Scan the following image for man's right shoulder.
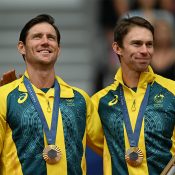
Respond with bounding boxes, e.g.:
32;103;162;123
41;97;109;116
0;78;22;96
92;82;118;101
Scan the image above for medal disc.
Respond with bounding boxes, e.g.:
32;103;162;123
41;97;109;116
43;145;61;164
125;147;143;167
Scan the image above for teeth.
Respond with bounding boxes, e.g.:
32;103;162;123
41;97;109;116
40;50;49;53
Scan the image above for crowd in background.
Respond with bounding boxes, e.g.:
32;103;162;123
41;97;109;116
94;0;175;92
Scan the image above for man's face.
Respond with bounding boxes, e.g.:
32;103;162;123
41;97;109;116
18;22;60;67
114;26;154;73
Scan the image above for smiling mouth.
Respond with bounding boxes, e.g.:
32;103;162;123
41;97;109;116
135;57;151;62
39;50;51;54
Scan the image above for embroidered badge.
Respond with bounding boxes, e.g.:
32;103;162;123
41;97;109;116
154;94;164;108
18;93;28;104
108;95;118;106
66;99;75;106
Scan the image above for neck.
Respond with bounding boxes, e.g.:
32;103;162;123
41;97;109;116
26;67;55;89
122;69;140;88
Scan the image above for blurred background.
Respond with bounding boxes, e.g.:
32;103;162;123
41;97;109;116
0;0;98;95
0;0;175;174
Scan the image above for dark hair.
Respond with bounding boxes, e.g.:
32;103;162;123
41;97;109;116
114;16;154;47
19;14;61;45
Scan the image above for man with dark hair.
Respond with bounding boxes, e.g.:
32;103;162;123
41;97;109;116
92;16;175;175
0;14;103;175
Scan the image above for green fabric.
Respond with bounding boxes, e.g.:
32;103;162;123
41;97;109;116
145;82;175;174
7;88;86;175
7;88;47;175
99;88;129;175
61;90;86;175
98;82;175;175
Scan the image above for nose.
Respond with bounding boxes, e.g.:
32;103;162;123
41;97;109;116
41;35;49;45
140;44;148;53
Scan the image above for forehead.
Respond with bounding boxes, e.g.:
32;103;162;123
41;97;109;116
27;22;57;35
124;26;153;42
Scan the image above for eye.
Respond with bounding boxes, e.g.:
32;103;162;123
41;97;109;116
32;34;42;40
146;42;153;48
47;35;57;41
132;41;142;47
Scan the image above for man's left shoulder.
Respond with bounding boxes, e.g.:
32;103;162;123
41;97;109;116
154;74;175;94
71;86;90;99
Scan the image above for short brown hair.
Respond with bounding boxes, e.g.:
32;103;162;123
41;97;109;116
19;14;61;45
114;16;154;47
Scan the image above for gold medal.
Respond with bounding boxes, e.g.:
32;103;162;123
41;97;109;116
125;147;143;167
43;145;61;164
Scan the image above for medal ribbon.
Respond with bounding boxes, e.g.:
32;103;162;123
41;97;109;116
24;76;60;145
119;84;150;147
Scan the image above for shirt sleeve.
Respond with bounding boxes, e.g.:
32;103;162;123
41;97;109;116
0;91;7;154
86;94;104;156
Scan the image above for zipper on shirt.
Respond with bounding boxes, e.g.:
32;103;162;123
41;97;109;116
47;100;51;112
131;99;136;111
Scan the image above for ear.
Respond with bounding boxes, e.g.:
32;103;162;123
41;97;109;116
17;41;26;55
112;42;122;55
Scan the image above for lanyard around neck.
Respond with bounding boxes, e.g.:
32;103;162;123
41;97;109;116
24;76;60;145
119;84;150;147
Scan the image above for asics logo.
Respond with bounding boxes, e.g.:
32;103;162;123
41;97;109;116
18;93;28;104
108;95;118;106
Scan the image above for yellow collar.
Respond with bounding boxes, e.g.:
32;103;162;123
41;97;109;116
114;66;156;88
18;72;74;98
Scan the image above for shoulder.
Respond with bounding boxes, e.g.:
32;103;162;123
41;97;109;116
0;78;22;111
55;75;91;101
154;74;175;95
0;78;22;96
72;86;90;98
92;82;119;104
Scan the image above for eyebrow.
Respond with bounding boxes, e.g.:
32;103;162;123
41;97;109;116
130;40;153;44
31;33;57;38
